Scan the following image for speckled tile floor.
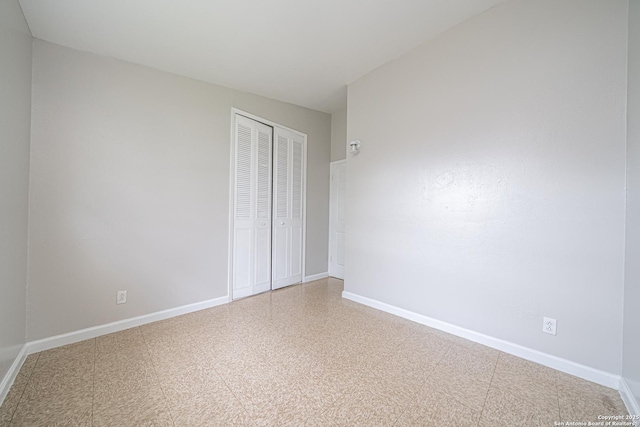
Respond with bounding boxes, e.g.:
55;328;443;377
0;278;629;426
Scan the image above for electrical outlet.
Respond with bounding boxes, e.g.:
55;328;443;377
543;317;556;335
117;290;127;305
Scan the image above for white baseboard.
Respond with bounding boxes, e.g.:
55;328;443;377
303;272;329;283
25;295;230;354
0;345;28;407
342;291;621;390
620;377;640;421
2;295;230;405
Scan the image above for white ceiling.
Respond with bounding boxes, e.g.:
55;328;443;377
19;0;507;113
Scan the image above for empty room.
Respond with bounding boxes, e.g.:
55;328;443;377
1;0;639;425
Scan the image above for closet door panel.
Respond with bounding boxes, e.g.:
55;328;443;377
232;118;254;298
272;134;290;289
289;226;302;280
289;138;304;282
232;115;272;298
272;129;304;289
272;225;289;288
253;126;272;293
233;227;253;298
254;226;271;293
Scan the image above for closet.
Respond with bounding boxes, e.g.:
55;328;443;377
231;113;306;299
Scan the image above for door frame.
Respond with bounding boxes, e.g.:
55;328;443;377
227;108;308;300
328;160;346;279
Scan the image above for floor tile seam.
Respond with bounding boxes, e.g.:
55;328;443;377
420;339;455;384
392;325;422;352
310;404;340;427
138;322;167;347
139;324;172;366
477;349;501;425
492;372;562;406
377;326;455;381
306;374;355;407
386;385;419;427
425;385;484;424
489;379;562;419
209;362;259;427
91;339;96;427
555;370;563;423
140;336;177;427
439;338;455;364
425;379;463;403
390;401;411;427
5;352;41;427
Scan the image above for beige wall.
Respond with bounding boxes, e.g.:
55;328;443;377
346;0;628;374
28;40;330;341
624;0;640;409
331;108;347;162
0;0;31;385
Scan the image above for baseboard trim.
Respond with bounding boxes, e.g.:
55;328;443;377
620;377;640;421
303;272;329;283
0;345;28;407
25;295;230;355
342;291;621;390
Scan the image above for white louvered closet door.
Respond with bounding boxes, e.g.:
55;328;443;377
272;127;304;290
232;115;273;299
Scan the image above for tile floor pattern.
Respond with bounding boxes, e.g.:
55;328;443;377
0;278;629;426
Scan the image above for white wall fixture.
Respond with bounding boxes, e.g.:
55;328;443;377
116;291;127;305
543;317;557;336
349;140;361;154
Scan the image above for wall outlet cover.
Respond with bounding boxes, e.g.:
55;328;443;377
117;290;127;304
543;317;557;335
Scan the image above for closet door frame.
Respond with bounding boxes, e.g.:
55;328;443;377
227;108;308;300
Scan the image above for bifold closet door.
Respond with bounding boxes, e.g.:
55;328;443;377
232;115;273;299
272;127;304;290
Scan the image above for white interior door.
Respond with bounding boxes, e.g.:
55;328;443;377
272;127;305;290
329;161;346;279
232;115;273;299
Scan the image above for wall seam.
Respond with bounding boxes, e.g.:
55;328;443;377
24;36;35;343
621;0;631;380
